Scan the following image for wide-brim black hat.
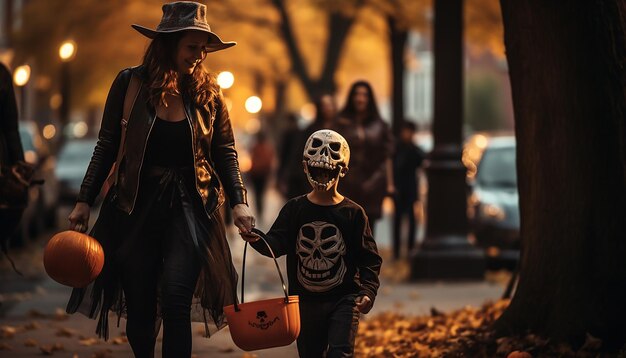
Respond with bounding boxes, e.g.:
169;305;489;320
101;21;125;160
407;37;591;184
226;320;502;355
131;1;236;53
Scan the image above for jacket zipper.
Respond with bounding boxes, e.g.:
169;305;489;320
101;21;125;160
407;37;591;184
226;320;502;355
128;112;156;215
184;105;223;219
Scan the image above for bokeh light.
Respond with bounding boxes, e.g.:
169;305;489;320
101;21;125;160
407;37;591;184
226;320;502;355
300;103;316;121
43;124;57;139
50;93;62;110
224;97;233;112
72;121;88;138
474;134;488;149
245;117;260;134
245;96;262;114
217;71;234;89
13;65;31;87
59;40;77;62
24;150;38;164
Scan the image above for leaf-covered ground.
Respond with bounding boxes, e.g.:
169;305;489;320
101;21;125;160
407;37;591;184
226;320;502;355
355;300;626;358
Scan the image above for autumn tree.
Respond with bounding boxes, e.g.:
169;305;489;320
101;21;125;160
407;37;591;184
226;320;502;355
268;0;365;100
494;0;626;349
365;0;430;133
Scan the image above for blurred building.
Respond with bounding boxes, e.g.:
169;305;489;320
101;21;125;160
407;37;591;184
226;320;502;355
405;32;434;131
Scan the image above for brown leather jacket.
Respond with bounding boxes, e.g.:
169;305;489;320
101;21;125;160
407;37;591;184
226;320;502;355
77;66;247;216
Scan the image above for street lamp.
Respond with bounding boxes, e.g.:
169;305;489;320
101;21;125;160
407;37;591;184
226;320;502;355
59;40;76;129
410;0;485;280
13;65;31;119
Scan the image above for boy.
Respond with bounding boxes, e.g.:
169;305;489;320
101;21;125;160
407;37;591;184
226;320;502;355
240;129;382;358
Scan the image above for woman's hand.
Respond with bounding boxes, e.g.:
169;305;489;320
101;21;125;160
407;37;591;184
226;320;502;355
68;202;91;233
232;203;255;234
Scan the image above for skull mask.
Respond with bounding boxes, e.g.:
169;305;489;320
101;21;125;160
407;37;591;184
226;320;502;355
296;221;347;292
303;129;350;191
256;311;267;323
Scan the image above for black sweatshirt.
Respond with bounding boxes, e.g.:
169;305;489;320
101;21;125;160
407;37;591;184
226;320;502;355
250;195;382;303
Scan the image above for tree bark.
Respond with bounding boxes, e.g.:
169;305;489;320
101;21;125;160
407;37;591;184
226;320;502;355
494;0;626;349
388;15;408;135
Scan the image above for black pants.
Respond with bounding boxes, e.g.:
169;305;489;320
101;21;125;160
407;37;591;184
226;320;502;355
251;176;268;218
393;199;417;260
120;198;201;358
297;294;360;358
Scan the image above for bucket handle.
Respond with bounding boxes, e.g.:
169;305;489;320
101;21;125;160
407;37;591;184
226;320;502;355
234;228;289;312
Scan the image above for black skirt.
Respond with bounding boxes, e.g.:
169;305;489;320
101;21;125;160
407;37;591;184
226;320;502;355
66;166;239;340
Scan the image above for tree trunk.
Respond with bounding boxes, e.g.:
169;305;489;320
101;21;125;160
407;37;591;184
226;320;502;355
271;0;360;101
494;0;626;349
388;16;408;135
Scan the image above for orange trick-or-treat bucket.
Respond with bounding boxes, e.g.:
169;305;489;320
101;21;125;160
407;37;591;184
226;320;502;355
44;230;104;288
224;228;300;351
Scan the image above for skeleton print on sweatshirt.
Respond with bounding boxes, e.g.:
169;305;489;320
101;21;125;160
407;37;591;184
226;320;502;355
250;195;382;302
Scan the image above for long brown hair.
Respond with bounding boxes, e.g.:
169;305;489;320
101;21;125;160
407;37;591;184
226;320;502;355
142;31;220;111
338;80;382;124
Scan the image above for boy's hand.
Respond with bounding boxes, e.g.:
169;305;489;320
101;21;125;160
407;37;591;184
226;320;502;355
239;231;261;243
355;295;373;314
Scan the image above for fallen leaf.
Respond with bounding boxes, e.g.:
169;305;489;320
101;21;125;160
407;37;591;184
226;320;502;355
0;342;12;350
53;308;69;321
79;337;101;346
28;309;46;318
580;333;602;351
110;336;128;345
40;344;54;355
430;307;444;317
53;342;64;351
0;325;18;338
24;338;38;347
408;290;420;300
23;321;41;330
56;327;74;337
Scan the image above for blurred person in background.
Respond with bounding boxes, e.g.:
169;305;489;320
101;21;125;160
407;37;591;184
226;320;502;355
64;2;254;357
335;81;394;234
276;112;299;198
392;120;425;260
0;62;25;267
282;94;338;200
248;130;275;221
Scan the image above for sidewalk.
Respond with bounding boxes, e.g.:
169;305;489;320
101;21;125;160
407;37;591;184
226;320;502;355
0;187;507;357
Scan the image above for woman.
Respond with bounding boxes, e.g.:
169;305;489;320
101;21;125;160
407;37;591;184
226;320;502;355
335;81;394;233
65;2;254;357
283;94;338;199
0;62;25;265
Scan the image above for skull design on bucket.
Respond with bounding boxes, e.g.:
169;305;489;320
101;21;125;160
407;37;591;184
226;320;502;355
303;130;350;191
296;221;346;292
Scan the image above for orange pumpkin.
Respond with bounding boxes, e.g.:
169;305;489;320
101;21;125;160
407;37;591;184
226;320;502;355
44;230;104;288
507;351;532;358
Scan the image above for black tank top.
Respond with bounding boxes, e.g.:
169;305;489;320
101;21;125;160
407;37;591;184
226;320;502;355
143;117;194;167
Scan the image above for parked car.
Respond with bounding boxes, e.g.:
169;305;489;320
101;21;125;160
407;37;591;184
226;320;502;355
55;139;98;204
14;121;59;244
466;135;520;266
